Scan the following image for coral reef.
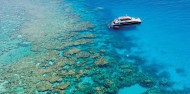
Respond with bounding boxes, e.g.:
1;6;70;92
36;81;52;92
138;76;156;88
74;83;95;94
0;0;178;94
43;74;62;83
64;48;81;57
76;51;90;58
158;78;173;87
54;82;70;90
94;56;108;67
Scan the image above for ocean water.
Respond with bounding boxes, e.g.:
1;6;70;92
1;0;190;93
81;0;190;89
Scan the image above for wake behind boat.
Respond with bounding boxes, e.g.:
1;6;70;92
109;16;142;29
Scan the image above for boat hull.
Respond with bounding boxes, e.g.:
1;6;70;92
109;21;141;28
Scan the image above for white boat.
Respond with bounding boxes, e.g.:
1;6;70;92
109;16;141;28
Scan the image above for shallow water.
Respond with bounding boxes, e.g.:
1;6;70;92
0;0;190;93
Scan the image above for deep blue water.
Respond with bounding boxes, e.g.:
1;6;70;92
80;0;190;89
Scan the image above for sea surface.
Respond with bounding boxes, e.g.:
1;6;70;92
81;0;190;89
0;0;190;93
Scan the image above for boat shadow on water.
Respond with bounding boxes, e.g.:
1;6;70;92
109;25;139;32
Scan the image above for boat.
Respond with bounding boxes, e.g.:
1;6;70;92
109;16;141;28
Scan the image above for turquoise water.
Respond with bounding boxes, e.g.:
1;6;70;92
81;0;190;89
1;0;190;93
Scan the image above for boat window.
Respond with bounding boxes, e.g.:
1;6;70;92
120;17;131;21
